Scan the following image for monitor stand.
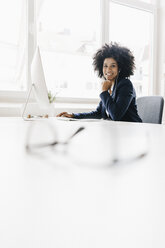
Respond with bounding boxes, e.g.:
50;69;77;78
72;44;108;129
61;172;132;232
22;84;49;121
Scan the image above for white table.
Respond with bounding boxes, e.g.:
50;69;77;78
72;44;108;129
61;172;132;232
0;118;165;248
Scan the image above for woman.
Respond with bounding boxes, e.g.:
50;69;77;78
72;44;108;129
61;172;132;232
57;43;142;122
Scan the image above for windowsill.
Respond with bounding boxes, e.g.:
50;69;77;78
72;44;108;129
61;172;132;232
0;103;22;117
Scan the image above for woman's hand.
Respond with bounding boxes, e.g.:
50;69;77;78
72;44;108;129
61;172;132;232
101;80;113;92
56;112;74;118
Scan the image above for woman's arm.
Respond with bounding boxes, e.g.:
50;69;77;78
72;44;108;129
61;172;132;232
73;101;102;119
100;79;134;121
56;101;102;119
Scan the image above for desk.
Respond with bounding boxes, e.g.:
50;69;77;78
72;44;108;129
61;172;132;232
0;118;165;248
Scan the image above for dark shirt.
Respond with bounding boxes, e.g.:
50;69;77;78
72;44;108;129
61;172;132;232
73;78;142;122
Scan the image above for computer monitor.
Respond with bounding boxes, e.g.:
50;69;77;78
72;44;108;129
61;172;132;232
31;46;50;108
22;46;54;119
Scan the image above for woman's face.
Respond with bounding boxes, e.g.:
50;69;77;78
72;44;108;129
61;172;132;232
103;58;119;82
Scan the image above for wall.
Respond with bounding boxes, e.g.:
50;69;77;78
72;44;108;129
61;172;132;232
157;0;165;95
157;0;165;122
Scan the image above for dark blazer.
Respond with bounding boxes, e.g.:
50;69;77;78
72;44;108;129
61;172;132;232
73;78;142;122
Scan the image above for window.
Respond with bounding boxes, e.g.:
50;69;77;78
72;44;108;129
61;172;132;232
108;0;155;96
0;0;159;102
36;0;101;99
0;0;27;92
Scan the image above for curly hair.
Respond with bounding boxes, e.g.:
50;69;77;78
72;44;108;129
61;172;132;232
93;42;135;79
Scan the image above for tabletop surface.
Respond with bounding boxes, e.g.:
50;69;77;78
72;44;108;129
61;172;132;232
0;117;165;248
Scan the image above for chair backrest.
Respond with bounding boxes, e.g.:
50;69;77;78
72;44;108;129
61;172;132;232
136;96;164;124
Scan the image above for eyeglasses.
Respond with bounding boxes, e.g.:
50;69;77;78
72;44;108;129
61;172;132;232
25;120;85;152
25;120;149;167
67;124;149;167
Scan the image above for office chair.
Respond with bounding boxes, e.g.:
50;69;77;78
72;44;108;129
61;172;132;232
136;96;164;124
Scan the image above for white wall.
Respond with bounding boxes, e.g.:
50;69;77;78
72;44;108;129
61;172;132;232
157;0;165;95
157;0;165;122
156;0;165;96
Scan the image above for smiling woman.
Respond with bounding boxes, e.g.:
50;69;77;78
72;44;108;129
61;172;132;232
57;43;142;123
103;58;118;84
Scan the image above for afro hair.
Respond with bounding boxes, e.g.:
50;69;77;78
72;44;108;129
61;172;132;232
93;42;135;79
